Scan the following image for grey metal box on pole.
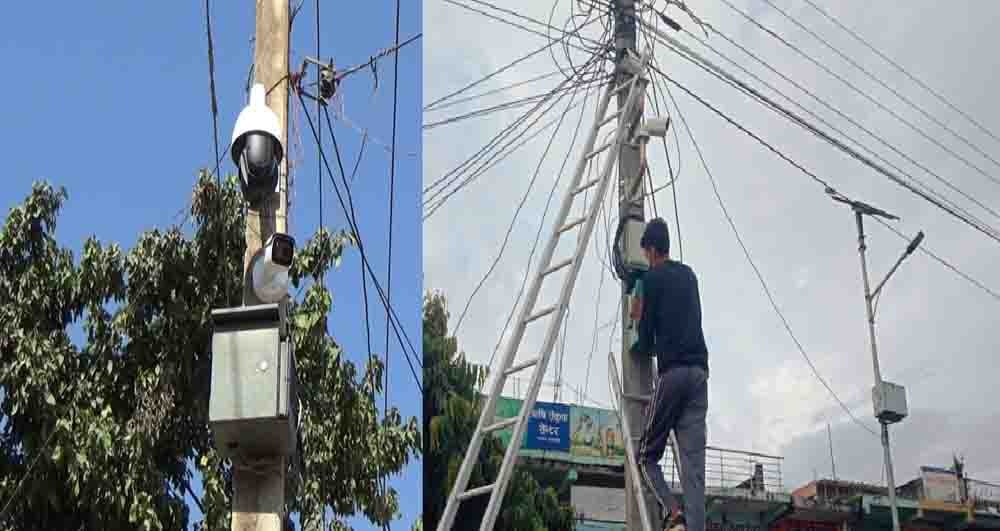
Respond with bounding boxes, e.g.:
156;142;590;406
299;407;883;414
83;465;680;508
209;303;298;458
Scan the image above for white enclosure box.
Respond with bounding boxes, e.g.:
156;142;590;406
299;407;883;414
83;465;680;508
623;218;649;272
872;380;907;424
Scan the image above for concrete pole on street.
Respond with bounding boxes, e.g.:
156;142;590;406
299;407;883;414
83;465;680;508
233;1;290;530
614;1;657;528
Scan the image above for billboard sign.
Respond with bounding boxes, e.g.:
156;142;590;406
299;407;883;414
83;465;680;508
493;397;626;466
921;466;960;502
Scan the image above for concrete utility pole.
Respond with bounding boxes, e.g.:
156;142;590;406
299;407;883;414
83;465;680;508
614;1;657;528
234;1;289;530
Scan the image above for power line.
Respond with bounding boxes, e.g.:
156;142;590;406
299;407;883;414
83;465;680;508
758;0;1000;174
0;429;57;522
662;79;879;438
424;70;563;113
441;0;609;58
453;57;597;337
641;29;1000;244
799;0;1000;149
872;217;1000;303
714;0;1000;189
295;90;422;394
669;23;1000;229
323;106;423;377
423;65;604;217
422;8;605;111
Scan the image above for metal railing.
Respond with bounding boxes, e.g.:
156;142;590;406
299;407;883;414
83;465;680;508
662;445;784;493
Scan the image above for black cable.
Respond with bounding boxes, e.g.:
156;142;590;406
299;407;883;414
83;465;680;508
648;63;1000;245
204;0;226;307
665;81;879;437
453;57;594;337
424;70;563;113
666;24;1000;229
381;5;401;525
422;8;606;111
0;429;57;521
296;91;422;393
759;0;1000;174
316;0;323;258
324;107;423;379
424;65;604;217
800;0;1000;149
484;59;603;384
442;0;608;59
715;0;1000;189
872;218;1000;303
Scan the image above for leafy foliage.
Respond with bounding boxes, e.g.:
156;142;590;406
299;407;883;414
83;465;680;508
423;293;575;531
0;173;420;530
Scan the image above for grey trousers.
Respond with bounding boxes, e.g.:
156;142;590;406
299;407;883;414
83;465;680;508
637;366;708;531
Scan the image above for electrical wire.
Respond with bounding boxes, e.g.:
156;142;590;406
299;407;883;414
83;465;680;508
645;56;1000;245
662;79;879;437
423;10;605;111
872;218;1000;303
451;60;593;337
667;23;1000;230
424;65;607;218
424;70;563;113
480;59;603;379
0;429;57;522
758;0;1000;174
714;0;1000;189
799;0;1000;149
296;91;422;393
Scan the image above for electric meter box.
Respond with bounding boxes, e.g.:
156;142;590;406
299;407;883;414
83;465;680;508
209;303;298;458
623;218;649;272
872;380;907;424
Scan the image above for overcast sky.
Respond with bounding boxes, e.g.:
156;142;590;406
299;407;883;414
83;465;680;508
423;0;1000;491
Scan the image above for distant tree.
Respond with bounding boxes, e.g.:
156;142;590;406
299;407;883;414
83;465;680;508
423;292;575;531
0;173;420;530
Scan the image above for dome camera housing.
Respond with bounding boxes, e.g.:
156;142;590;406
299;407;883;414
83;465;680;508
232;83;285;206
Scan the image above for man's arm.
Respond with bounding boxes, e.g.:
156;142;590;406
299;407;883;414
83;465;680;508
633;270;660;356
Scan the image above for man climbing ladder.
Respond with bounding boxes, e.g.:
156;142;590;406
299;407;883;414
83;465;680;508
631;218;709;531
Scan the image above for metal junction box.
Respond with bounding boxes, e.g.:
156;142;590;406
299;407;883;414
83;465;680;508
209;303;298;458
872;380;907;424
623;218;649;272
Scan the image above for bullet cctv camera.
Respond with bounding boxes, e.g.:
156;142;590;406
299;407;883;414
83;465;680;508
231;83;285;206
252;233;295;304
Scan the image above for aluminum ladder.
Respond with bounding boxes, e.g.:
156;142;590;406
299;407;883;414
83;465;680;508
436;49;652;531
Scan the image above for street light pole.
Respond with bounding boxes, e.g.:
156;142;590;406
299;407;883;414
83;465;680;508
834;192;924;531
854;210;900;531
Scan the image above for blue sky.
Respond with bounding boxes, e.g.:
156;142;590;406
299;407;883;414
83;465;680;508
0;1;422;529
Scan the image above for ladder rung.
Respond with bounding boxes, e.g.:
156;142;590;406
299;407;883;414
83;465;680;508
573;177;600;195
557;217;586;234
504;357;539;376
624;393;652;402
483;417;518;433
525;305;556;323
598;110;622;127
543;258;573;276
459;483;495;501
585;140;613;159
612;78;636;95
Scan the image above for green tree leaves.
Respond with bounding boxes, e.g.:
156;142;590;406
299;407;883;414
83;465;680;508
0;173;419;530
422;293;575;531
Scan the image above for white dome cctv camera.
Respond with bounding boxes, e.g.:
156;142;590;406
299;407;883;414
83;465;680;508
252;233;295;304
231;83;285;206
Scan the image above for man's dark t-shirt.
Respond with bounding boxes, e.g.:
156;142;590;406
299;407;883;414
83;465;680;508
634;260;708;373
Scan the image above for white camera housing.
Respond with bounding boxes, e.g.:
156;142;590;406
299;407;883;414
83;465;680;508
231;83;285;206
252;233;295;304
